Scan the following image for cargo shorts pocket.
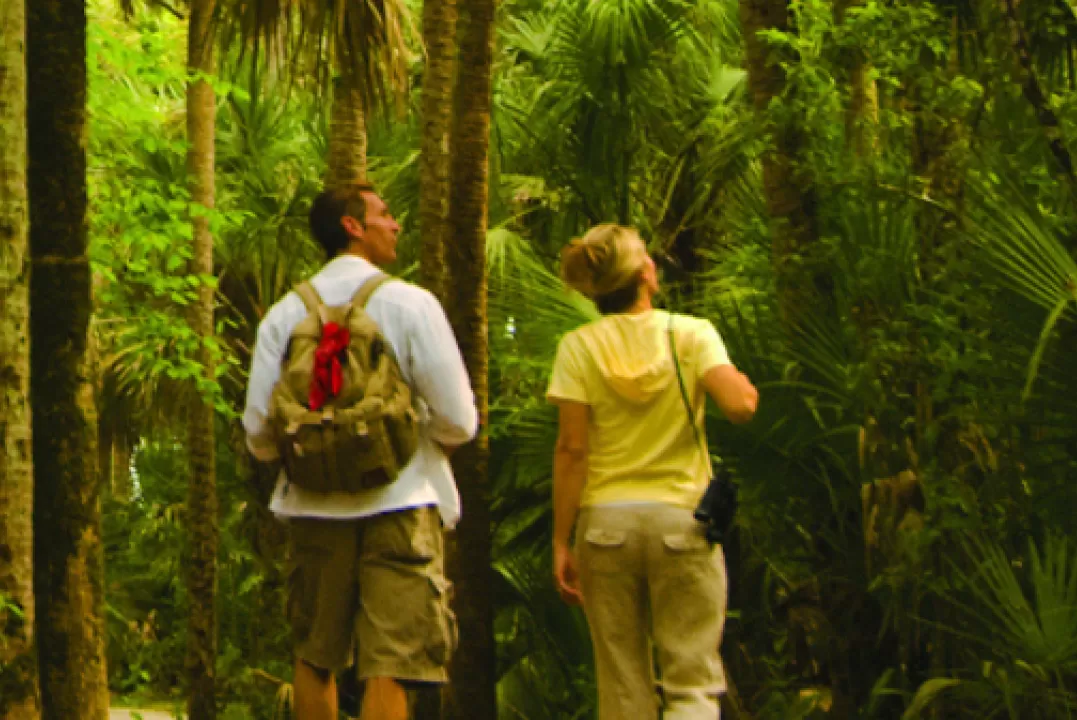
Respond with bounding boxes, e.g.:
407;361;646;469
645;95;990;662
582;528;628;575
425;575;458;667
662;530;710;553
660;528;725;602
286;549;325;644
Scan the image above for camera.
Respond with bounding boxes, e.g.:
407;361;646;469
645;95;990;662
693;466;737;545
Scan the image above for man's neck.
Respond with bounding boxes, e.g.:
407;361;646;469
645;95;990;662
338;247;374;265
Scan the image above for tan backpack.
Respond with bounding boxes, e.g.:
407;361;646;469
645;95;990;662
268;273;419;493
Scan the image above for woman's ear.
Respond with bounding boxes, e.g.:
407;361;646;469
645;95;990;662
640;255;660;293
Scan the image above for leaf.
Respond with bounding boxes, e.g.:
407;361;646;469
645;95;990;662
902;678;962;719
1023;293;1073;401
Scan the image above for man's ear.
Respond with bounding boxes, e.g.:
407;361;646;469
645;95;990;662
341;215;364;238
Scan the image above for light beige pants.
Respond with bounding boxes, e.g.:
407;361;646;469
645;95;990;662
576;504;727;720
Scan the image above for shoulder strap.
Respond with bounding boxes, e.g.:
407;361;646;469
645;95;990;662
351;272;392;309
294;281;323;314
668;313;713;480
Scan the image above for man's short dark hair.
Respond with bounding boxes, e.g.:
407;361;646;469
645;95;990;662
309;182;377;257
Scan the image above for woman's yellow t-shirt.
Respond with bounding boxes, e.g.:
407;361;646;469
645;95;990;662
546;310;731;509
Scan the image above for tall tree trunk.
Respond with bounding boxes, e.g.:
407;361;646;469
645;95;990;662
416;4;460;713
186;1;219;718
442;0;497;718
846;60;878;158
836;0;878;159
738;0;826;325
0;0;40;716
326;66;368;189
26;1;109;719
419;0;458;303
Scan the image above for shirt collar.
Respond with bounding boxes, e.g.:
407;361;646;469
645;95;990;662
320;253;377;277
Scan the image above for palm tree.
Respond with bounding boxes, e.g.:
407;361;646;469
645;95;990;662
327;68;369;186
185;0;220;717
419;0;458;302
0;0;40;716
218;0;411;189
26;1;110;718
443;0;498;717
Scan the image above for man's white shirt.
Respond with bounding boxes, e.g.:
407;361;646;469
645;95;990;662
242;255;478;528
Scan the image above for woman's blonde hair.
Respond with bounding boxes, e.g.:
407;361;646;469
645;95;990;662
560;224;648;300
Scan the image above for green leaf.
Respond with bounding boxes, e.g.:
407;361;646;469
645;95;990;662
902;678;962;719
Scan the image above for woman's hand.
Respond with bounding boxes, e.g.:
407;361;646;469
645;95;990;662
553;543;583;606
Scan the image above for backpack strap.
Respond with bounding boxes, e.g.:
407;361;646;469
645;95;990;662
351;272;392;309
294;281;324;315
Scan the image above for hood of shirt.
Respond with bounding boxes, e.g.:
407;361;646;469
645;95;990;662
574;311;675;403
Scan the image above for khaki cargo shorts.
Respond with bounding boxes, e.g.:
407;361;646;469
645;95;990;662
286;505;457;682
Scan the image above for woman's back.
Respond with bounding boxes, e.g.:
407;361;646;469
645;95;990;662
548;309;730;509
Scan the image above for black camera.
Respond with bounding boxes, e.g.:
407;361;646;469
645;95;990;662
693;466;737;545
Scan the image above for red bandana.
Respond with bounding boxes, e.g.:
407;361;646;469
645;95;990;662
308;323;350;411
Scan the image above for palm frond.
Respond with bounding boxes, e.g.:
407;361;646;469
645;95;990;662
216;0;414;115
952;532;1077;672
966;172;1077;399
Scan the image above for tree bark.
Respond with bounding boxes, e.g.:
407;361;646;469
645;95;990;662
326;66;368;189
738;0;826;325
836;0;878;159
186;0;219;718
27;1;109;719
0;0;40;715
846;60;878;158
442;0;498;718
419;0;458;303
414;4;460;701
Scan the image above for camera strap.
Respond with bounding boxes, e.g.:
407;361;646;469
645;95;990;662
667;312;713;480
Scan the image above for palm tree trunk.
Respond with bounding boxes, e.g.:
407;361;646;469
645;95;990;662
186;0;219;717
738;0;826;325
0;1;40;716
415;3;460;713
836;0;878;159
26;1;109;719
442;0;498;718
846;60;878;158
326;66;368;189
419;0;458;303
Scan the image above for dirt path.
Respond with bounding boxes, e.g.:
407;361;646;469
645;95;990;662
108;710;182;720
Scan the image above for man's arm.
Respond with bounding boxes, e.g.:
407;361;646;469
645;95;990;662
408;292;479;450
243;307;288;461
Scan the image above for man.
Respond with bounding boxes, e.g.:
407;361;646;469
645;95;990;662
243;182;478;720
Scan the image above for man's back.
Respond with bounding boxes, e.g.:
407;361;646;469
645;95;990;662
243;254;478;527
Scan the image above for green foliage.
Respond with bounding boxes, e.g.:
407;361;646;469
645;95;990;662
103;432;292;714
89;2;240;423
85;0;1077;716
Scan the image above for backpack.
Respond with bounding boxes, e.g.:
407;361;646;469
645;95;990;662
268;273;419;493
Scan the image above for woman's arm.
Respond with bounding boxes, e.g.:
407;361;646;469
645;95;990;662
552;400;589;604
701;365;759;424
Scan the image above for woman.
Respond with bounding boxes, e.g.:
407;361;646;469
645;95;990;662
547;224;758;719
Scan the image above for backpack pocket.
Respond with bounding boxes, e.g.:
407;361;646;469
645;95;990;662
278;411;404;493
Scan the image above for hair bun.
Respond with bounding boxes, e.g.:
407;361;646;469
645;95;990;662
560;224;647;298
560;239;600;296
